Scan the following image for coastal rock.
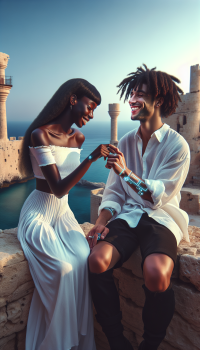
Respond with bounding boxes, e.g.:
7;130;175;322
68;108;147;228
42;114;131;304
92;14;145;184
78;179;106;189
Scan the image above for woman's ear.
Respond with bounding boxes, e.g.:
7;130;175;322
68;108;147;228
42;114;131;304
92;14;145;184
70;94;77;106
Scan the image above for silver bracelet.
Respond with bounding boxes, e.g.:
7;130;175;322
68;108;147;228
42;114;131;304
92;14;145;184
104;207;116;216
123;176;148;196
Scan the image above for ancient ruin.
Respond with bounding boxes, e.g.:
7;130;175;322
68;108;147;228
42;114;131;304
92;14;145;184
0;52;31;188
108;103;120;146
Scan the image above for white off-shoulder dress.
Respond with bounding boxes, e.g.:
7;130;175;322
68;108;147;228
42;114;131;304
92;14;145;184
17;145;96;350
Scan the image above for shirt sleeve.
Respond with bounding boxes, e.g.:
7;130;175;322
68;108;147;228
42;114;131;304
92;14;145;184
142;145;190;210
98;168;126;216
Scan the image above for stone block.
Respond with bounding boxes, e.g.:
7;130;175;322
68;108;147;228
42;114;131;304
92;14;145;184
165;312;200;350
17;328;26;350
0;261;32;298
0;292;33;339
7;301;22;324
114;268;145;307
173;282;200;331
120;295;143;336
0;307;7;327
0;334;16;349
179;254;200;290
122;247;143;279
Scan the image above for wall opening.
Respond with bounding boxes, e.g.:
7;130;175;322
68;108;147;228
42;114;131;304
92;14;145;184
183;115;187;125
177;124;180;133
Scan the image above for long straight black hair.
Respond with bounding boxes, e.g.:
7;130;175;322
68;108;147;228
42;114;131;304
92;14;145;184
19;78;101;176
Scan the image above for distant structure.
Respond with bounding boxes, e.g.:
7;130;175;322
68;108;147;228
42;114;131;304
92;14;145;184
0;52;12;141
108;103;120;146
163;64;200;185
0;52;29;188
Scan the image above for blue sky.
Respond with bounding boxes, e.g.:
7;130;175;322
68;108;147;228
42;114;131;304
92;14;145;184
1;0;200;123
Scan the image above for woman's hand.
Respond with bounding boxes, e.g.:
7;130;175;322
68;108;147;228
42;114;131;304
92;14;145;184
105;145;127;175
89;144;112;162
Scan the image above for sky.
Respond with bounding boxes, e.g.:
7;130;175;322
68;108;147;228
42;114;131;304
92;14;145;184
1;0;200;123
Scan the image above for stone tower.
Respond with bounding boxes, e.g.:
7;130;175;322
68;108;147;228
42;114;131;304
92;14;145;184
108;103;120;146
163;64;200;185
0;52;12;141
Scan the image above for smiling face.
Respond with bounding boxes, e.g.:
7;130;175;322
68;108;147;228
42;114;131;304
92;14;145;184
72;96;98;128
129;84;155;123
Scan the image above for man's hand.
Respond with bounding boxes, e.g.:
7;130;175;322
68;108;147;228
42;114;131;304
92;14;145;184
86;224;109;250
105;145;127;176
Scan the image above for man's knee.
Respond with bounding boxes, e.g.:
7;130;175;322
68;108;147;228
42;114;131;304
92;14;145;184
88;251;111;274
144;266;170;292
143;254;174;292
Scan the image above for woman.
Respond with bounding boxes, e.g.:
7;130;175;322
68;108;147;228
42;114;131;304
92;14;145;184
17;79;111;350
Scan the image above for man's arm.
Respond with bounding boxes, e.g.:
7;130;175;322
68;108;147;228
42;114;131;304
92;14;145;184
106;144;190;210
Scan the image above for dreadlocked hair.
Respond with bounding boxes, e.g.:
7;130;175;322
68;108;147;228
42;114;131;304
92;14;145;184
117;64;183;117
19;78;101;177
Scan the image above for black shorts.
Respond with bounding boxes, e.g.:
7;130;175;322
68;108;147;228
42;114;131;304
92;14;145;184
103;213;177;269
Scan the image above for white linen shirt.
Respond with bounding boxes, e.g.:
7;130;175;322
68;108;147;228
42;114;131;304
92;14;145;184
98;123;190;244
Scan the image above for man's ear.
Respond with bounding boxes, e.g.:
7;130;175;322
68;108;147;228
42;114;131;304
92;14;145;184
155;97;164;108
70;94;77;106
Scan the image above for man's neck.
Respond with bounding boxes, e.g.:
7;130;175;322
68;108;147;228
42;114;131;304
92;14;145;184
139;118;163;145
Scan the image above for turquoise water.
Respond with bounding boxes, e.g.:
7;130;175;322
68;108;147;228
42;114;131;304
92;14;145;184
0;120;139;229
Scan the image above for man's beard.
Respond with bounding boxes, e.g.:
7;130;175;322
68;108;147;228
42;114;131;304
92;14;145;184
131;103;151;123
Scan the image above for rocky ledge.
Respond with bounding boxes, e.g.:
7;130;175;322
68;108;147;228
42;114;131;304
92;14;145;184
0;224;200;350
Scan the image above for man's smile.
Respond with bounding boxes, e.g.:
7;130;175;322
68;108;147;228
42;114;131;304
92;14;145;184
130;103;143;117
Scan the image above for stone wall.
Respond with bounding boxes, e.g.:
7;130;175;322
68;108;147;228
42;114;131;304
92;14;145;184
0;140;32;188
0;224;200;350
162;88;200;185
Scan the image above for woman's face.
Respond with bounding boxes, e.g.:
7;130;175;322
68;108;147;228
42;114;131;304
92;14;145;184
72;96;98;128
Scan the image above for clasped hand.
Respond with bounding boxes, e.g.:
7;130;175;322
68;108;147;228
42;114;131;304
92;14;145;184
89;144;112;162
105;145;126;175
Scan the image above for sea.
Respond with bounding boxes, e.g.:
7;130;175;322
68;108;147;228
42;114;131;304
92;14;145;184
0;120;139;229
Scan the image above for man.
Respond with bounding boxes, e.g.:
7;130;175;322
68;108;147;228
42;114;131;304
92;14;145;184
87;64;190;350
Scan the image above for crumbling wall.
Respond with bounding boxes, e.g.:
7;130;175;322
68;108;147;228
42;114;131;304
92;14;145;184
0;140;32;188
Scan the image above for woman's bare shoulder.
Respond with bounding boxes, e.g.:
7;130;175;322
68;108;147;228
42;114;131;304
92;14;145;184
73;129;85;148
30;127;49;147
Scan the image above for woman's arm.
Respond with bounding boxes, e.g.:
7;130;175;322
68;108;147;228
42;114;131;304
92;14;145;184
31;129;110;198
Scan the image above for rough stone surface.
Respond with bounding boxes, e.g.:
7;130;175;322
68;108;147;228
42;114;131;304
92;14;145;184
1;224;200;350
179;254;200;290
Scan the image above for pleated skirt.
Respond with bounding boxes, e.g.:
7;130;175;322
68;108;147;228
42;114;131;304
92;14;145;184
17;189;96;350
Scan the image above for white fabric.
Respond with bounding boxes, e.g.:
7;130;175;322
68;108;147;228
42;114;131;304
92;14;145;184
29;145;82;180
99;123;190;244
29;146;56;167
17;190;96;350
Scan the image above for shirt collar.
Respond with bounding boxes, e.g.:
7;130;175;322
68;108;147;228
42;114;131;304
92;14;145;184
136;123;170;143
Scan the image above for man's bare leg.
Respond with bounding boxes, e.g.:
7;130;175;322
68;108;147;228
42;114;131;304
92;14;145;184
88;241;134;350
139;254;175;350
89;241;121;273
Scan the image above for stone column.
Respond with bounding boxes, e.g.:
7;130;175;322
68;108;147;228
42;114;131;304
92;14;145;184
108;103;120;146
0;52;11;141
190;64;200;92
